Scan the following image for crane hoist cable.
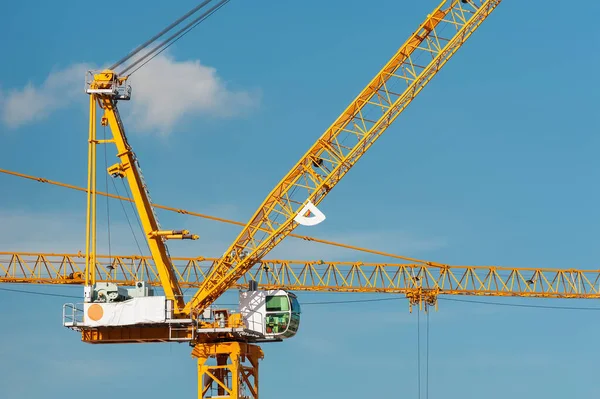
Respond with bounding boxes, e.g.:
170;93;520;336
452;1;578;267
416;305;431;399
110;0;230;75
426;308;430;399
102;125;113;268
417;309;422;398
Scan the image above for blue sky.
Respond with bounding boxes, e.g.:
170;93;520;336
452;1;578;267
1;0;600;397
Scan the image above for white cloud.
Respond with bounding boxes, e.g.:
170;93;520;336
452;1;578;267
0;63;90;128
124;52;260;135
0;52;258;134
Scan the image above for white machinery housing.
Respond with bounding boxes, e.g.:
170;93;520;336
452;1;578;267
63;281;301;343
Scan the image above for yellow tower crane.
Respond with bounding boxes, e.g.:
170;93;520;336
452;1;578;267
7;0;575;398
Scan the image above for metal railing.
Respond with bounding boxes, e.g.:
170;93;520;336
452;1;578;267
62;303;84;328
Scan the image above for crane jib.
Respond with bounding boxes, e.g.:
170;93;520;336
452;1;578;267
184;0;503;315
3;252;599;302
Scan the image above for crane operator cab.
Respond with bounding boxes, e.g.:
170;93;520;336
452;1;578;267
239;283;301;340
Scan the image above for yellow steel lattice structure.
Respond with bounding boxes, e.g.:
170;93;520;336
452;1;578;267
185;0;503;315
2;252;598;302
193;343;263;399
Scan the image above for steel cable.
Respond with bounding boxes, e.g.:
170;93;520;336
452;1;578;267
120;0;230;75
109;0;215;70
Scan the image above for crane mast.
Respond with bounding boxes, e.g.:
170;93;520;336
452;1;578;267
84;71;198;313
184;0;503;316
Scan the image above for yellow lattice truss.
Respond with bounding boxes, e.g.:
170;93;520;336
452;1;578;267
2;252;598;303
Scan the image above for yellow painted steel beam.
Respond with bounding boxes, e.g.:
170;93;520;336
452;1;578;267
184;0;503;315
2;252;598;300
84;94;98;287
84;70;197;313
81;325;194;344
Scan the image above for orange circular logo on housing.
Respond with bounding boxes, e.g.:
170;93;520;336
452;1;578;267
87;304;104;321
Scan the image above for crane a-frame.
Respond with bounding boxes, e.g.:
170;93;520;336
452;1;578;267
9;1;505;398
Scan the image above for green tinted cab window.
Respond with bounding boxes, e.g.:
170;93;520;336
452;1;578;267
266;295;289;312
